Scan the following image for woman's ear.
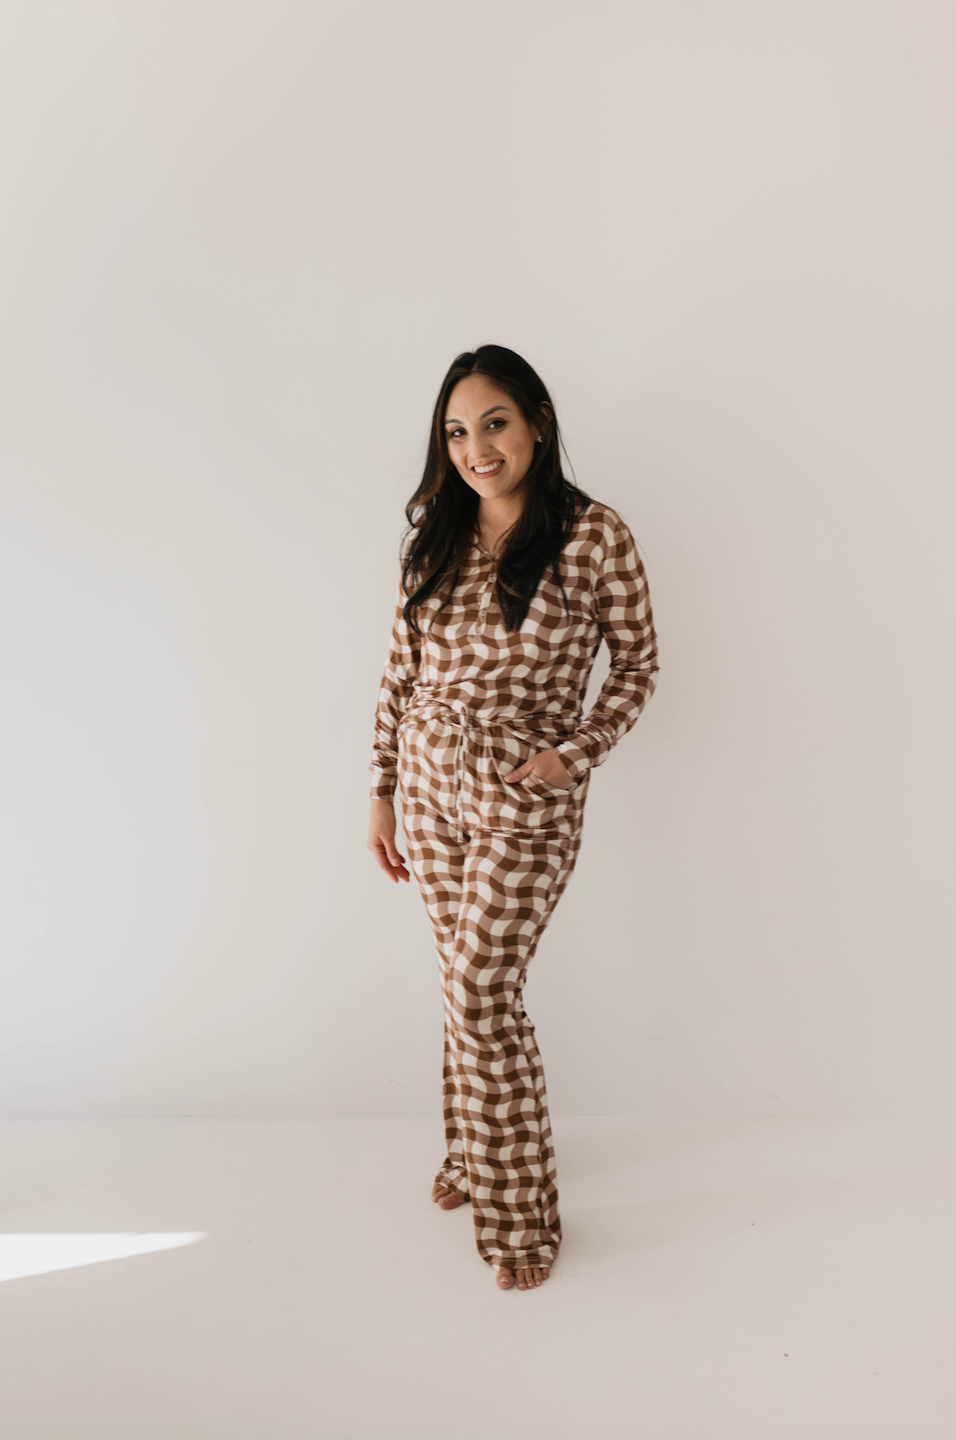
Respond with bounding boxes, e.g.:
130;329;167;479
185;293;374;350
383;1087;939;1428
537;401;554;442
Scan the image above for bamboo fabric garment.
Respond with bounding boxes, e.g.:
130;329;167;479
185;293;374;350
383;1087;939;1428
369;500;660;806
368;499;659;1269
402;807;582;1271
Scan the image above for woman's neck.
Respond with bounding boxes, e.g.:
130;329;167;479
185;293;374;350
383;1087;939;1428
477;493;524;544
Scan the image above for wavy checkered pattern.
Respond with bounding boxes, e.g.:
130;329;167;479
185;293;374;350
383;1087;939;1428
368;499;659;1271
402;806;583;1271
369;500;659;801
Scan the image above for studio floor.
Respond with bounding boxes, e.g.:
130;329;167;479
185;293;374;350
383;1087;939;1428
0;1114;952;1439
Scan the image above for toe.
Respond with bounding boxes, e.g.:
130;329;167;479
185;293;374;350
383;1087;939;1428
496;1267;514;1289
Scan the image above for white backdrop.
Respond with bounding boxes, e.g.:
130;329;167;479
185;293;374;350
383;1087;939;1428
0;0;952;1118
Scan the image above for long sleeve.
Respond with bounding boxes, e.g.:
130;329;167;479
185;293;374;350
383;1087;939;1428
369;572;422;799
554;509;659;782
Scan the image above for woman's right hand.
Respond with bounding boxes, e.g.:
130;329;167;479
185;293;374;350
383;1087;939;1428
368;797;410;883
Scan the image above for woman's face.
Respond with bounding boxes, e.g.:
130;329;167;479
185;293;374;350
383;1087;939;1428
443;374;543;505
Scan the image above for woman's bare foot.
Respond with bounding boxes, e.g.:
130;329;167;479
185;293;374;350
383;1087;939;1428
495;1264;550;1291
431;1181;467;1210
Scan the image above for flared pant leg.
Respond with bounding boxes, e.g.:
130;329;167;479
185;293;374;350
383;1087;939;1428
402;805;583;1271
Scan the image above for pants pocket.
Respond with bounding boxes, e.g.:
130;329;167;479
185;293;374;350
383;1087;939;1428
524;768;577;796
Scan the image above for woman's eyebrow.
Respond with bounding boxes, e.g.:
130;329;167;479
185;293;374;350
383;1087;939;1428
444;405;511;426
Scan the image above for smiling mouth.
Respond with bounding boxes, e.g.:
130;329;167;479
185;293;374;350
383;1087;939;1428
473;460;504;476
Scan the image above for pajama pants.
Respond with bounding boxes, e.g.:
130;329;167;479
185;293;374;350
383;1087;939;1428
397;702;589;1271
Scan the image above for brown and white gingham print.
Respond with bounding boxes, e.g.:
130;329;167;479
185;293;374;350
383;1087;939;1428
369;500;659;1271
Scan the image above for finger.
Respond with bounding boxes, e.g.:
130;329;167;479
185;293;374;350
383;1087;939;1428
372;842;408;882
387;847;411;883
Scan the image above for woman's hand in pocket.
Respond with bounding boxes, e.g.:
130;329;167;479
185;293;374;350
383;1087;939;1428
503;748;574;791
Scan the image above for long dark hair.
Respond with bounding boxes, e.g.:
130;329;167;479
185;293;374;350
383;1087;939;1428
400;345;593;636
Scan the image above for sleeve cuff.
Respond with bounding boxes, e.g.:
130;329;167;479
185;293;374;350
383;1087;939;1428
554;741;591;783
369;765;397;800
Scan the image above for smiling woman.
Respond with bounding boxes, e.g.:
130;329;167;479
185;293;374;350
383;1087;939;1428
366;344;660;1297
404;345;586;638
443;380;540;538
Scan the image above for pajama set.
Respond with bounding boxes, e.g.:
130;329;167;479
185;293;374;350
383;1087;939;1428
369;498;659;1273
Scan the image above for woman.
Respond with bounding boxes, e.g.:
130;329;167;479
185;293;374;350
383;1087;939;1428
367;345;659;1294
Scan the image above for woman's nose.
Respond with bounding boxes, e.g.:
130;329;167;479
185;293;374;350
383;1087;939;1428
469;440;498;463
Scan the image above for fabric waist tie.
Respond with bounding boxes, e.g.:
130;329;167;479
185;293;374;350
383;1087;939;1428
400;696;578;843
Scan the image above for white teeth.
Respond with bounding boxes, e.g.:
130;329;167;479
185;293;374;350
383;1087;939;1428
474;462;501;474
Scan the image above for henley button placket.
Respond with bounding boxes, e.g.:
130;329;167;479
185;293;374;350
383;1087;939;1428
479;563;494;622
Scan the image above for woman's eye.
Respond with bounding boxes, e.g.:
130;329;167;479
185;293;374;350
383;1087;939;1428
488;419;505;430
448;428;465;439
